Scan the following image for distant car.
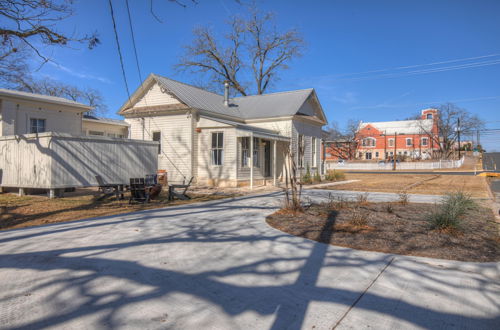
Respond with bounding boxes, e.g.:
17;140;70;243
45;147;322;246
337;159;346;165
378;160;386;165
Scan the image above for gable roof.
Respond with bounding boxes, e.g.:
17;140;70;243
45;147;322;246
359;119;434;135
0;88;92;110
118;74;327;123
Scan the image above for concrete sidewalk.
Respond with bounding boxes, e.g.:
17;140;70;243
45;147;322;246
0;191;498;329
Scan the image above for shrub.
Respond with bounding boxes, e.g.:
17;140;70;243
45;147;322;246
313;169;322;183
348;206;369;226
428;192;477;230
325;170;345;181
356;192;369;205
326;193;349;210
385;204;394;213
302;165;312;184
398;191;409;205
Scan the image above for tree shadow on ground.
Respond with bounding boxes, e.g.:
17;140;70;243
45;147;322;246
0;192;497;329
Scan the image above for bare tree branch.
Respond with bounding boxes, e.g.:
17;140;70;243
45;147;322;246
175;6;304;96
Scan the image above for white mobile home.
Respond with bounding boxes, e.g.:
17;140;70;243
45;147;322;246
0;89;157;197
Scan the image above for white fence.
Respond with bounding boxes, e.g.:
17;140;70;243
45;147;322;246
0;132;158;189
326;157;465;171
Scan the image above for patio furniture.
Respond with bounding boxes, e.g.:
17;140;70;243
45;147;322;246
129;178;150;204
168;177;193;201
145;174;158;186
95;175;124;200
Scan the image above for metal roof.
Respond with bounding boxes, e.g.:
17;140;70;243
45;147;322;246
153;74;315;120
83;115;130;126
0;88;93;110
360;119;434;135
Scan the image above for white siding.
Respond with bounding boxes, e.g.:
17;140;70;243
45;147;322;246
83;120;129;138
293;119;323;174
135;83;183;107
197;127;237;183
0;98;83;136
126;113;193;183
0;133;157;189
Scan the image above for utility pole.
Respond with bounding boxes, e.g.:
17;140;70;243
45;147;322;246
384;130;387;159
393;132;397;170
457;118;461;160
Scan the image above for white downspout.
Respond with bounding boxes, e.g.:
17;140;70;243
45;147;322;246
250;132;254;190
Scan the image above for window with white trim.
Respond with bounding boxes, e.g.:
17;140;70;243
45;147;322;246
421;137;428;146
88;130;104;136
152;131;161;154
362;137;376;147
406;138;413;146
388;138;394;147
241;137;249;167
211;132;224;165
30;118;46;133
253;137;259;167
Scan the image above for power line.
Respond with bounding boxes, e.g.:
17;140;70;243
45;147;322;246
108;0;131;101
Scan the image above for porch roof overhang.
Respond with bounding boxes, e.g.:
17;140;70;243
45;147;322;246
199;115;290;142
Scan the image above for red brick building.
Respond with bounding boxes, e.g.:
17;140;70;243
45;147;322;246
324;108;440;161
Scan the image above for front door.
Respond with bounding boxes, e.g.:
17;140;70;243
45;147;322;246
264;141;271;177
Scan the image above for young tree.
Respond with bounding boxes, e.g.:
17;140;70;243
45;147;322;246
416;103;483;159
176;6;304;96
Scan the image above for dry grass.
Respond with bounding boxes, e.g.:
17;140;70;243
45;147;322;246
326;173;489;197
267;202;499;262
0;188;236;231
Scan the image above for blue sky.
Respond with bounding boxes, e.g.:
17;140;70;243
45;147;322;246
33;0;500;150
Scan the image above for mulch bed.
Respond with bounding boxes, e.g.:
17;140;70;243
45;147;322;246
266;202;499;262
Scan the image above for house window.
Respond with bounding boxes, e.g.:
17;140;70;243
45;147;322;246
388;138;394;147
152;131;161;154
406;138;413;146
253;137;260;167
375;151;379;158
241;137;249;167
421;137;428;146
426;113;433;119
88;130;104;136
30;118;46;133
358;152;362;158
365;152;372;160
362;138;376;147
211;132;224;165
312;137;317;167
298;134;305;168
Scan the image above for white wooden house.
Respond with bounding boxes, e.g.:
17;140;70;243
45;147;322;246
118;74;328;187
0;89;157;197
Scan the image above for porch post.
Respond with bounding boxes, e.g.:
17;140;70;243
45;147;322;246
273;140;277;186
250;133;254;190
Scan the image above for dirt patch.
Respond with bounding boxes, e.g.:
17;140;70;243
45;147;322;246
0;188;237;231
267;202;499;262
325;173;490;198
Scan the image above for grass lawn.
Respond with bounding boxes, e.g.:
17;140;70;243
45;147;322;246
325;173;490;198
0;188;236;231
267;200;499;262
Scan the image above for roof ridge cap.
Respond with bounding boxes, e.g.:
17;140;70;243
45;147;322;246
154;74;224;97
233;88;313;99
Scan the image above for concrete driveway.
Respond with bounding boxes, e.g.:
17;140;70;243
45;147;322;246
0;190;498;329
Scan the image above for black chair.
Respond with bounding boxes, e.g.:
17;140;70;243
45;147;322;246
129;178;150;204
95;175;120;200
168;177;194;201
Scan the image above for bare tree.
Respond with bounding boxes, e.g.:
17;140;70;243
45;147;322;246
1;0;99;64
176;6;304;96
416;103;483;159
324;120;359;160
15;77;107;116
